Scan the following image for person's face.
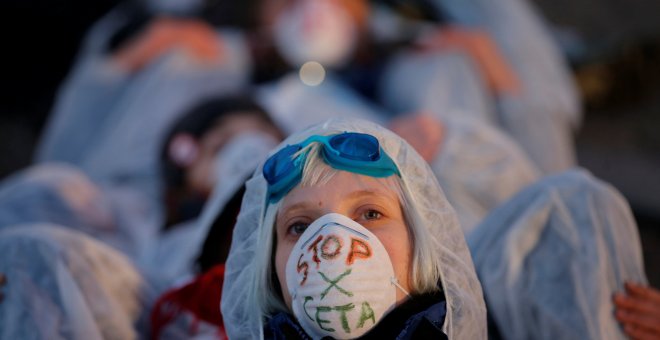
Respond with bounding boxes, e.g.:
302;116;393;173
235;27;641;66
274;170;412;310
186;113;280;195
259;0;369;32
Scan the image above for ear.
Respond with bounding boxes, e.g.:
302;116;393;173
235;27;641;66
168;133;200;167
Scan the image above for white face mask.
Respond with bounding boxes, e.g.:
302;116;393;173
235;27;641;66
285;213;409;339
212;131;279;199
273;0;358;68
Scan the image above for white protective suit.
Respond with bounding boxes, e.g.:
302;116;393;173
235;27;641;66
431;116;540;235
0;163;159;265
0;224;144;340
256;73;385;135
380;50;496;127
468;170;648;339
221;118;487;339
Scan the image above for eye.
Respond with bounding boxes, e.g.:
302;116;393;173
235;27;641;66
363;209;382;221
287;222;309;236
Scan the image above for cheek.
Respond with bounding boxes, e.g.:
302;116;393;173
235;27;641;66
274;240;294;310
187;157;215;194
375;223;412;299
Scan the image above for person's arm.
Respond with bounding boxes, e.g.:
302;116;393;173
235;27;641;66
389;113;444;163
614;282;660;339
416;26;520;95
112;17;224;73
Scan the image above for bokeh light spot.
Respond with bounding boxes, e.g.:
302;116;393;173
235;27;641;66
299;61;326;86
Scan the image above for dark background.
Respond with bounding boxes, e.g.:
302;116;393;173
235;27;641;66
1;0;658;285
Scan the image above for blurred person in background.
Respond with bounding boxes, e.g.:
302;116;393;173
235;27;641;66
0;225;144;339
468;170;651;339
147;96;285;339
383;0;583;174
390;114;541;236
0;95;279;267
158;96;283;229
35;0;253;210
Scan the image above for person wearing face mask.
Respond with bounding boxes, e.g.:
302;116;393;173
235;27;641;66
250;0;369;83
219;118;658;340
148;95;284;338
467;169;650;339
159;95;283;229
221;118;487;339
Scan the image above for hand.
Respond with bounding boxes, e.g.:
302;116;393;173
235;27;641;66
614;282;660;339
113;17;224;72
389;113;443;162
416;26;520;95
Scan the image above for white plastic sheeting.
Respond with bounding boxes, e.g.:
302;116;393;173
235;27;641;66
0;163;160;265
468;170;647;339
221;118;487;339
0;225;144;340
432;116;540;235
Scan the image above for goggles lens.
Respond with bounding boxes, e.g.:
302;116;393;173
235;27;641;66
263;144;302;185
263;132;399;203
328;132;380;161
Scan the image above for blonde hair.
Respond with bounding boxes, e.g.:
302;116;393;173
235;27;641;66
253;142;443;318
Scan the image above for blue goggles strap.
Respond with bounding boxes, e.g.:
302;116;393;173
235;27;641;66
264;132;400;203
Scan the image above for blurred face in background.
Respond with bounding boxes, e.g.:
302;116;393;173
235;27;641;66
259;0;370;68
185;112;281;196
259;0;369;31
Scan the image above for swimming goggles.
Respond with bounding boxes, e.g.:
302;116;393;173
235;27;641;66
263;132;400;203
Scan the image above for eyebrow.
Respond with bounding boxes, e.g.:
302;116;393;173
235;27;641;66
344;189;395;202
278;188;397;223
281;189;394;213
280;201;316;216
276;201;318;229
